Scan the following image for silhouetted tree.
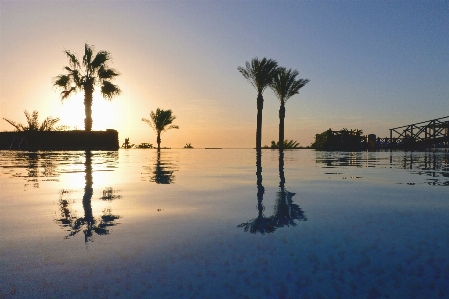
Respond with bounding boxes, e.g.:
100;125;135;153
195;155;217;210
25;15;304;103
53;44;121;131
238;58;278;150
142;108;179;150
269;67;309;152
3;110;63;131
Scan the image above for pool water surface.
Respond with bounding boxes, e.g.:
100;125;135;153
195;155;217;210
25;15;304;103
0;149;448;298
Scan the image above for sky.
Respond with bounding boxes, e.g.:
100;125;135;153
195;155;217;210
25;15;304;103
1;1;448;148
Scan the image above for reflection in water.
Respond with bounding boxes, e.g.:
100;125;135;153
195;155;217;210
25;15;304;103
55;151;120;243
272;151;307;229
315;150;449;186
238;150;275;234
142;150;177;184
396;151;449;186
7;151;58;189
100;187;122;201
238;150;307;234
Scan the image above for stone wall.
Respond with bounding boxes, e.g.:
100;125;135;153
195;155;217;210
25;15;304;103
0;130;119;150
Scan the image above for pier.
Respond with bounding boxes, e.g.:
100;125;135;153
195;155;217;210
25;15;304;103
375;116;449;149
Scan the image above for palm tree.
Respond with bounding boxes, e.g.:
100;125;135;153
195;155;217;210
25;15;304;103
238;57;278;150
53;44;121;131
142;108;179;150
269;67;309;152
3;110;62;131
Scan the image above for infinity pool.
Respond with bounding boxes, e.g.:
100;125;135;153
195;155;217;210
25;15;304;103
1;149;448;298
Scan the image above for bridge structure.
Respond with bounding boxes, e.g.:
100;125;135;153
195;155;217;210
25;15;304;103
375;116;449;149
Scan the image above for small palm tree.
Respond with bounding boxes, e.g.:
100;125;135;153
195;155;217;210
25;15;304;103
53;44;121;131
3;110;62;131
270;67;309;152
142;108;179;150
238;57;278;150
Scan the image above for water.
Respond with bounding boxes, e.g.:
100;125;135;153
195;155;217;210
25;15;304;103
0;149;448;298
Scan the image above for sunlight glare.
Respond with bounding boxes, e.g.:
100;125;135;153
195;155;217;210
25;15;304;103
57;90;119;131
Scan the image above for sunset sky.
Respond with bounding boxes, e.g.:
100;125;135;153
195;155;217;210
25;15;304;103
1;1;448;148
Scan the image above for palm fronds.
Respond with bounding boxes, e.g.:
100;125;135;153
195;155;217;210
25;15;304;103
238;57;278;94
143;108;179;134
3;110;61;131
270;67;309;103
142;108;179;149
53;44;121;131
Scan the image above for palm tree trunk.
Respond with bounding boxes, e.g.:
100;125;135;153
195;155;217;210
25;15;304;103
279;102;285;152
157;132;161;150
256;93;264;150
279;149;285;188
83;151;94;225
84;85;93;132
256;148;264;219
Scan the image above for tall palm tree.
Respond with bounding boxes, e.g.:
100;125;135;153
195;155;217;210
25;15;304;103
238;57;278;150
142;108;179;150
53;44;121;131
270;67;309;152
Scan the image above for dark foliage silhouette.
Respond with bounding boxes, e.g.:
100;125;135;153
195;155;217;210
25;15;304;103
269;67;309;152
53;44;121;131
238;57;278;150
3;110;65;132
142;108;179;150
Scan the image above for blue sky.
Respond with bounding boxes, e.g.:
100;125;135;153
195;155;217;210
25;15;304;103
1;1;448;147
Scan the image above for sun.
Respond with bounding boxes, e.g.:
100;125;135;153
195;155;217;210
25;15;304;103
57;90;119;131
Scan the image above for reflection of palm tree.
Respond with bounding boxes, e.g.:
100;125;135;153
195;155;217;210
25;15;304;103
238;150;306;234
143;150;176;184
238;150;276;234
56;151;120;243
272;150;307;228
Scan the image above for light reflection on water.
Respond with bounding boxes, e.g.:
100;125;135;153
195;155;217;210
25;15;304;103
0;149;448;298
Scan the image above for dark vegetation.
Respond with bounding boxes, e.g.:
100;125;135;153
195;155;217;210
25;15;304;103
238;57;309;151
311;128;364;150
142;108;179;150
265;139;301;149
3;110;68;132
53;44;121;131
